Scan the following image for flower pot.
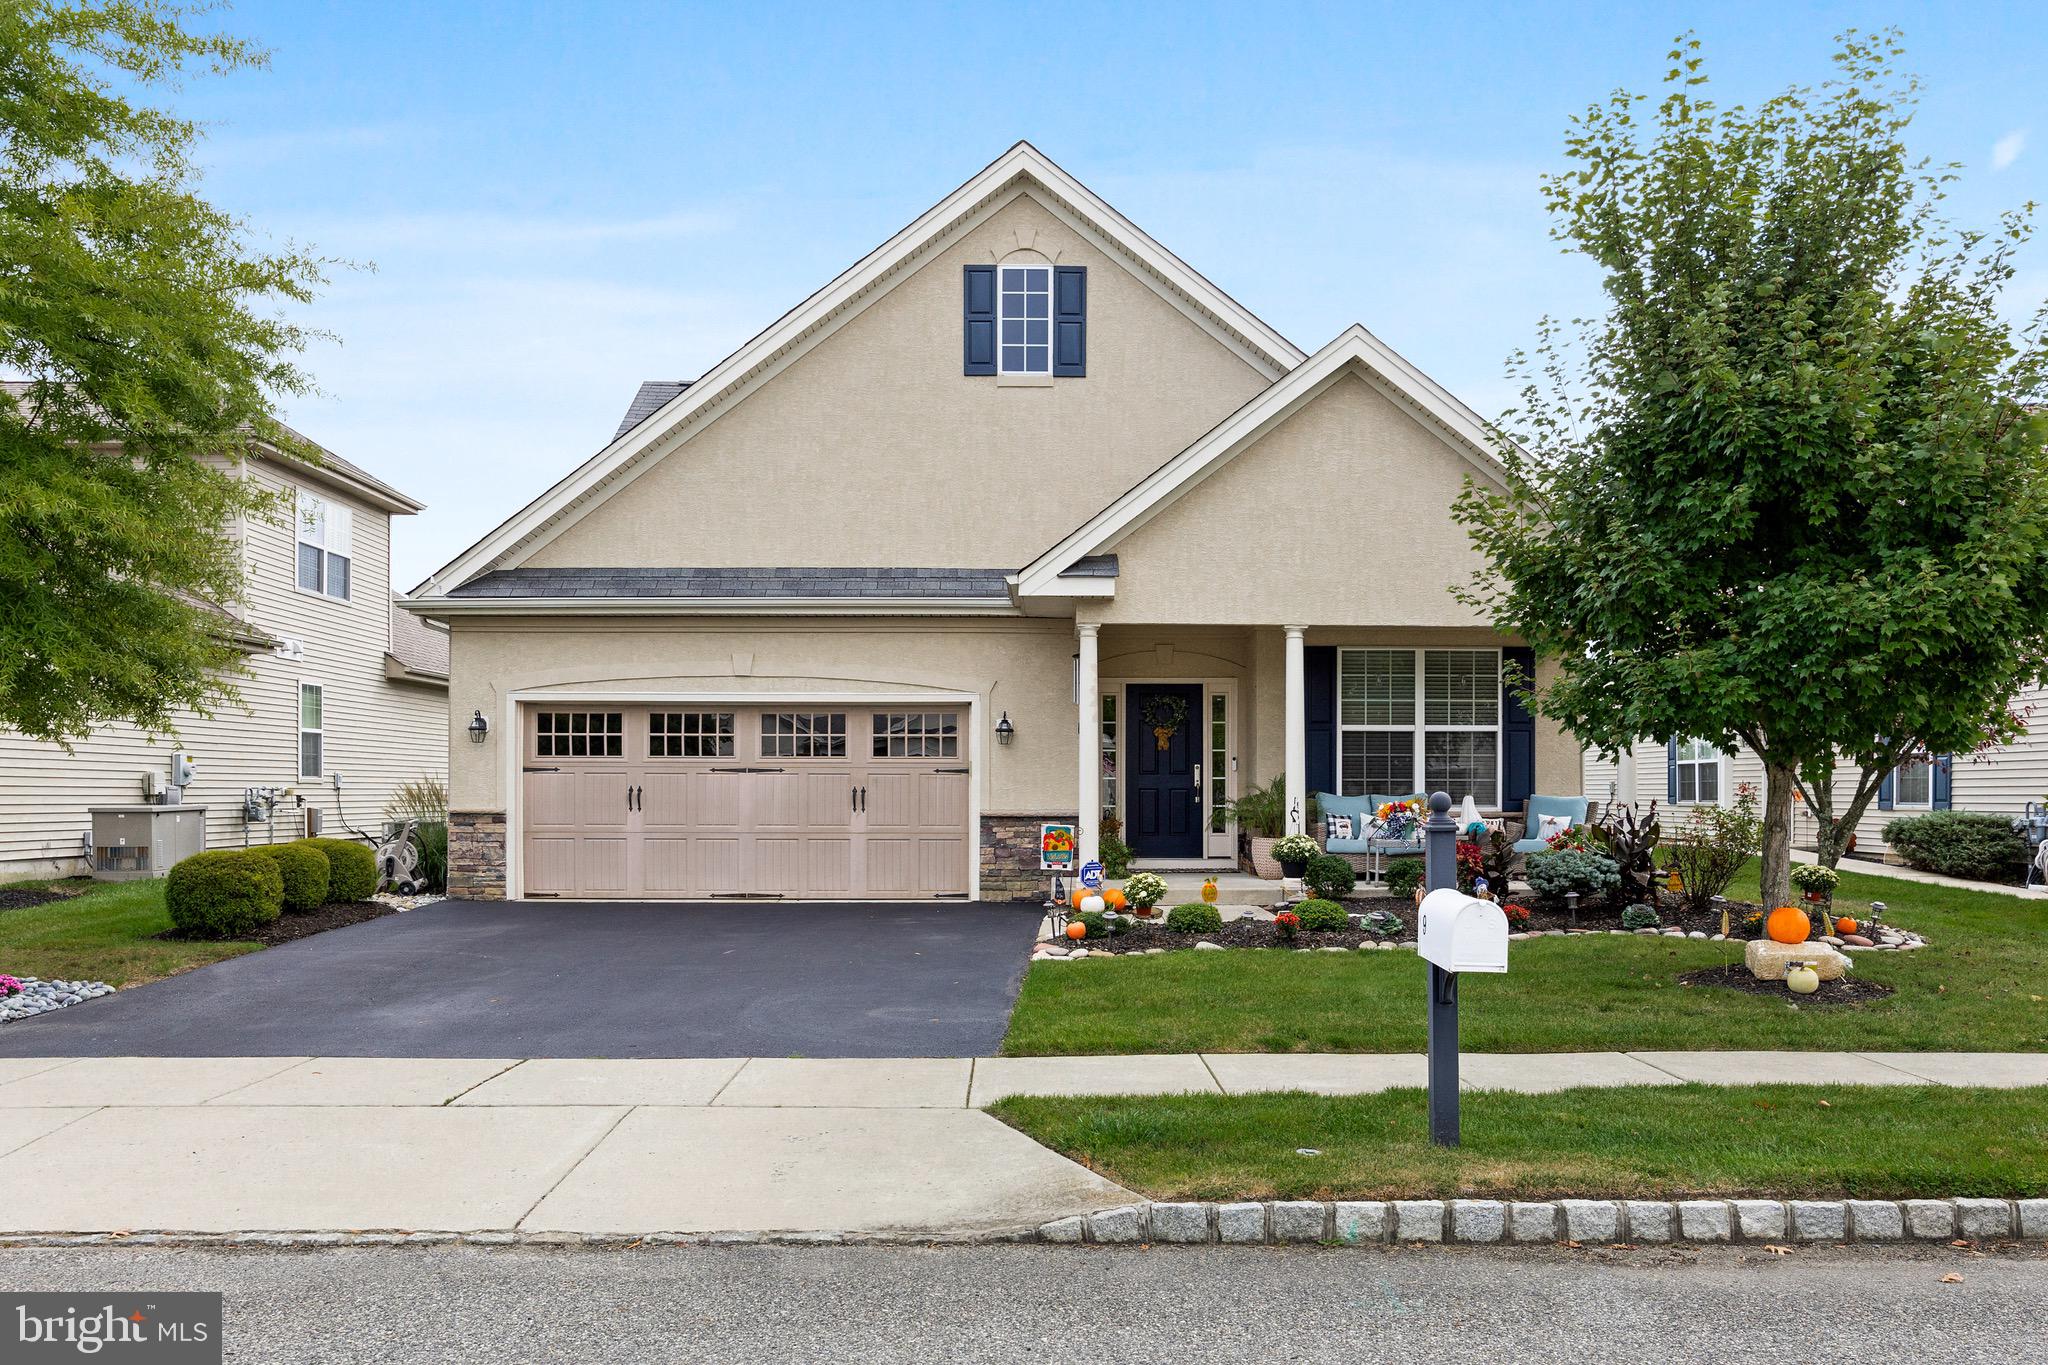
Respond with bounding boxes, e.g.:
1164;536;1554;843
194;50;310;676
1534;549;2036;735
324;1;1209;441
1278;859;1308;879
1248;836;1284;880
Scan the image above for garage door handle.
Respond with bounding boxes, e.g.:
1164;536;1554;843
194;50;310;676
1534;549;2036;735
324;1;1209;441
523;766;559;773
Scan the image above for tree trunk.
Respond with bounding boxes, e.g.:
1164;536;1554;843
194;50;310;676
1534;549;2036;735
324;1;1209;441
1760;759;1797;907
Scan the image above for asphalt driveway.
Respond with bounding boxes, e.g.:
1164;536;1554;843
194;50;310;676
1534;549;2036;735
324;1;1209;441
0;900;1045;1058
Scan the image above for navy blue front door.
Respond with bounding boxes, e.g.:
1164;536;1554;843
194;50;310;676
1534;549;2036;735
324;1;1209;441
1126;683;1204;859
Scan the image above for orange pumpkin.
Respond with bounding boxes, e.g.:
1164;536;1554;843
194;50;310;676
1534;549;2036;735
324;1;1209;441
1102;888;1127;910
1766;906;1812;945
1070;889;1089;908
1835;916;1858;936
1065;921;1087;940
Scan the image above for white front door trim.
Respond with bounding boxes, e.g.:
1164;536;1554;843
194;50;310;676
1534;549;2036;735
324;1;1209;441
502;688;981;902
1104;676;1238;860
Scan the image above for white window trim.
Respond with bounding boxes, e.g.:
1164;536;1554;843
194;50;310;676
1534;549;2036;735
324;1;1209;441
1671;738;1725;806
298;680;324;781
1892;757;1935;810
996;260;1053;376
1336;647;1503;807
294;488;352;602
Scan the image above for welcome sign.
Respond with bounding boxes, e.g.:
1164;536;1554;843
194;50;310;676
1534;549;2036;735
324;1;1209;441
1038;823;1077;871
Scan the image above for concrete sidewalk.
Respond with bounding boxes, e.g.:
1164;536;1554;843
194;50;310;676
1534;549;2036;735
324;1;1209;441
0;1052;2042;1237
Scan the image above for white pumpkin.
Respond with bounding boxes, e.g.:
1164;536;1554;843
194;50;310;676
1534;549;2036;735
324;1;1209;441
1785;963;1821;995
1078;893;1107;916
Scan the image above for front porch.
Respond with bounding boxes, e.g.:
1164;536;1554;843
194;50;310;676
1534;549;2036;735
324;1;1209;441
1074;623;1551;882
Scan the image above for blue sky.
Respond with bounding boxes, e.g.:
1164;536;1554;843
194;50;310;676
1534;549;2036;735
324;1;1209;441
173;1;2048;587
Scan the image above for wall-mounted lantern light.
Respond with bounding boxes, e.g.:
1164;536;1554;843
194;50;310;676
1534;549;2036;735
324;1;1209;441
994;712;1015;747
467;710;490;744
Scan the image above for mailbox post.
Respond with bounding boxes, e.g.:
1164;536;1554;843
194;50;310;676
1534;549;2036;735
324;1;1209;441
1416;791;1510;1147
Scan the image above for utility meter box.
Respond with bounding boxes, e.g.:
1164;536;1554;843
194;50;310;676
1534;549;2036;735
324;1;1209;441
87;804;209;880
1416;888;1510;974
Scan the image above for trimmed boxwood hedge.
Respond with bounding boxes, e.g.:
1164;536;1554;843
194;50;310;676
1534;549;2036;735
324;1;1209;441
299;837;377;901
1303;853;1356;901
1295;898;1353;932
1165;902;1224;934
166;849;284;938
1882;811;2028;884
252;841;329;912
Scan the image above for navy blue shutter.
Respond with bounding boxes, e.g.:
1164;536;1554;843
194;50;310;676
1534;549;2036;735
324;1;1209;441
1877;767;1895;810
963;266;996;375
1932;755;1953;809
1667;738;1680;803
1053;266;1086;376
1305;646;1336;799
1500;646;1536;813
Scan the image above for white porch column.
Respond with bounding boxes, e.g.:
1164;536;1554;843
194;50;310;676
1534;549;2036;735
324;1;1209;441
1076;622;1101;870
1284;625;1307;835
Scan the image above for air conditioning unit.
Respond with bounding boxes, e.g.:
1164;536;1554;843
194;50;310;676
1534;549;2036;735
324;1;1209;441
89;805;208;880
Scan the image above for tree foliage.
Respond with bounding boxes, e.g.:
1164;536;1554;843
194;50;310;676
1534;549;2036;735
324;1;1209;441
1454;30;2048;906
0;1;332;744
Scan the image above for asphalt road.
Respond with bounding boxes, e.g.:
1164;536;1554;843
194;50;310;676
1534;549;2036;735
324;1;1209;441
4;1244;2044;1363
0;900;1044;1057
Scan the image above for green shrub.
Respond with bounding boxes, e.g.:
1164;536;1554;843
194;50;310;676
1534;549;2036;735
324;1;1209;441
1165;902;1224;934
1882;811;2028;883
1303;853;1355;901
1099;829;1133;880
1361;908;1406;939
1295;898;1352;932
1072;910;1111;940
1525;849;1622;906
1384;859;1424;898
1621;905;1661;930
300;837;376;901
252;841;329;912
165;849;283;938
411;821;449;894
1663;786;1762;913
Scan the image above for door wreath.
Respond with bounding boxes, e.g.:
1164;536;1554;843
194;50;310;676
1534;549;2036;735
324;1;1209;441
1141;694;1189;751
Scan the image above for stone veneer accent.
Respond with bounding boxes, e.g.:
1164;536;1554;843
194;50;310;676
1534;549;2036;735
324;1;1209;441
448;810;507;901
980;814;1075;903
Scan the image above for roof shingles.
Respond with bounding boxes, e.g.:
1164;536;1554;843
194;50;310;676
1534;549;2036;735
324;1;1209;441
447;566;1013;600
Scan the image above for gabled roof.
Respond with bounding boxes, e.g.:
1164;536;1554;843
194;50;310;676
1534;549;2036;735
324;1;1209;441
413;142;1305;598
1014;325;1510;598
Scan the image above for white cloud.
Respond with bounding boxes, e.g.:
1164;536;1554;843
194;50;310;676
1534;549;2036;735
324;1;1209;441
1993;129;2027;171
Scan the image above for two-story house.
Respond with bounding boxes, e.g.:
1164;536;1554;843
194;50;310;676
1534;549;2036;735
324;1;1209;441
408;143;1581;902
0;419;450;878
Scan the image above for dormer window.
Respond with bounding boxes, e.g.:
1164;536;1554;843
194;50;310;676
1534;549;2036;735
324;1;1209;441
999;265;1051;375
963;262;1085;378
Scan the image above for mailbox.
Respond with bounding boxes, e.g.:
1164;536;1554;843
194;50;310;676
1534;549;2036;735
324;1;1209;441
1416;889;1509;974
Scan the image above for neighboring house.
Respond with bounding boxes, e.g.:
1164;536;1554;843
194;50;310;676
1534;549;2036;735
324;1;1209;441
408;142;1581;903
0;426;450;878
1583;683;2048;859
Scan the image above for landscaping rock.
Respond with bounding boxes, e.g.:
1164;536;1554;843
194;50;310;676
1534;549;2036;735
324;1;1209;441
1624;1201;1674;1243
1687;931;1707;940
1393;1200;1446;1242
1733;1200;1786;1241
1193;940;1226;951
1904;1200;1957;1239
1848;1201;1905;1241
1216;1203;1267;1244
1789;1200;1847;1242
1955;1198;2014;1240
1149;1203;1211;1244
0;977;115;1023
1333;1202;1389;1245
1086;1206;1146;1244
1508;1203;1559;1243
1677;1201;1732;1243
1451;1200;1505;1243
2017;1199;2048;1240
1742;939;1851;982
1270;1201;1328;1243
1559;1200;1620;1244
1842;934;1873;947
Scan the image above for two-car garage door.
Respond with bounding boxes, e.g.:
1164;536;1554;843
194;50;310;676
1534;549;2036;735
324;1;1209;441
520;705;970;899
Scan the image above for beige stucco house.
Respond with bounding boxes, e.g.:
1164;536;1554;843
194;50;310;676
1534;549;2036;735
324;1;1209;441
0;430;450;878
409;143;1579;902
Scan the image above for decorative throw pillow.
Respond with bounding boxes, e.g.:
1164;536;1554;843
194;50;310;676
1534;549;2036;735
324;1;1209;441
1536;813;1573;843
1324;814;1354;841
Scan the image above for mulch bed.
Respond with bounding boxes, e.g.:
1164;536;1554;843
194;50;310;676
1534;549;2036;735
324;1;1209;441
1677;962;1896;1006
0;887;72;912
159;900;396;947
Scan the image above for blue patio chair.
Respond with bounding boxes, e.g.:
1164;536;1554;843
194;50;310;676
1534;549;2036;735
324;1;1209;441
1512;794;1591;854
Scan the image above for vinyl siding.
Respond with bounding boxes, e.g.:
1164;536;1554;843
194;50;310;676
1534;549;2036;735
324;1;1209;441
0;461;448;878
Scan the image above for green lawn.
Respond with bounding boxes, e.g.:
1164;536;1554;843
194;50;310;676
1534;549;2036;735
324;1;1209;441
991;1083;2048;1201
1001;861;2048;1055
0;877;258;985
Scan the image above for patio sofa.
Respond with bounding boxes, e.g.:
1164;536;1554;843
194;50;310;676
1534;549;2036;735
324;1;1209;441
1314;791;1427;885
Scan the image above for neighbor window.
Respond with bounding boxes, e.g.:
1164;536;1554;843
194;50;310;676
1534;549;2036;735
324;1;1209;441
999;265;1051;374
1673;738;1721;804
1893;756;1933;808
1337;648;1501;804
298;683;323;779
295;490;351;601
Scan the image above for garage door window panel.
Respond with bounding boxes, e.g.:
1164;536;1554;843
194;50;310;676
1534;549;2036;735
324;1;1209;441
872;712;960;759
762;712;846;759
650;711;734;758
535;711;623;759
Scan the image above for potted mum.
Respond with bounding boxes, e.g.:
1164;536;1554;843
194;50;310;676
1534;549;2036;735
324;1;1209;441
1123;872;1168;917
1789;863;1839;906
1272;833;1319;879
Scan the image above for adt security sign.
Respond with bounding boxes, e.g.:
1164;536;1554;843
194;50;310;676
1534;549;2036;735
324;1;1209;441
1078;860;1104;889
